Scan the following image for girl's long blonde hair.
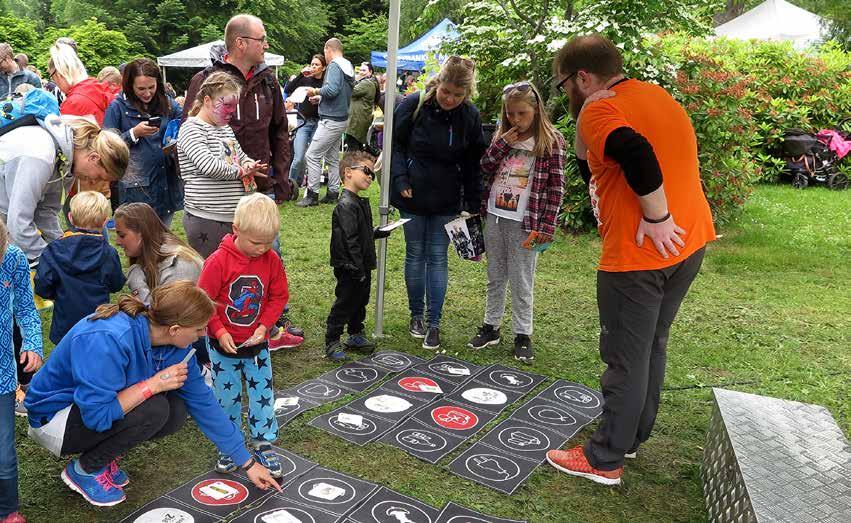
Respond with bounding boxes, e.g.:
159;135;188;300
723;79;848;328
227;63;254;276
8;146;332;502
114;203;203;290
49;42;88;86
188;71;242;117
91;280;214;328
66;117;129;180
497;82;560;157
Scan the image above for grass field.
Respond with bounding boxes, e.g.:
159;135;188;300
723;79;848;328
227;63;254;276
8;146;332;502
14;184;850;522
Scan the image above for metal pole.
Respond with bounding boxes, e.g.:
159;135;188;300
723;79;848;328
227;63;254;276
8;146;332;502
373;0;401;339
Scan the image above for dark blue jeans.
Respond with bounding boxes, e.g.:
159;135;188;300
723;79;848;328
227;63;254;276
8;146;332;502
0;391;19;517
400;212;454;327
288;119;319;186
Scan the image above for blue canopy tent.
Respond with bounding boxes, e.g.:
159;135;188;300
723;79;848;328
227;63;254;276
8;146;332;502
371;18;459;70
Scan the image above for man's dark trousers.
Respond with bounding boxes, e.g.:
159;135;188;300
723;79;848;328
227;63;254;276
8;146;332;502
585;247;706;471
325;269;371;345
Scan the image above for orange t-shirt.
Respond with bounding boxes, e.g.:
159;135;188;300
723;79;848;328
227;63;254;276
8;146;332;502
579;79;716;272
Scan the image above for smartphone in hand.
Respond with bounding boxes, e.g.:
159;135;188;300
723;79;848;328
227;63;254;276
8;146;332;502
148;116;162;127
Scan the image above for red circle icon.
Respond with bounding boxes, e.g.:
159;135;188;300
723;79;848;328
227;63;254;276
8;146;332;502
431;405;479;430
399;376;440;393
190;478;249;506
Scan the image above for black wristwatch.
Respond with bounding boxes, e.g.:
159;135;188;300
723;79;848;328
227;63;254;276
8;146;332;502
241;457;256;471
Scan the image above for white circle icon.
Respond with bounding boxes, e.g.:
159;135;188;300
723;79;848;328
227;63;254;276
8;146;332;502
364;395;414;414
461;387;507;405
134;508;195;523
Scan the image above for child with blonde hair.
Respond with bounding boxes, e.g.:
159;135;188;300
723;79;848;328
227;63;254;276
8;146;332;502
34;191;125;344
467;81;565;363
197;193;293;478
178;71;268;258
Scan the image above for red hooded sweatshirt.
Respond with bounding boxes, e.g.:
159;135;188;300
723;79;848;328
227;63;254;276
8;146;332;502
197;234;289;347
60;78;116;126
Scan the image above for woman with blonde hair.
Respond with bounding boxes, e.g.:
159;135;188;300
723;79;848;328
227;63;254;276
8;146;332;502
390;55;487;350
24;281;282;507
0;114;128;264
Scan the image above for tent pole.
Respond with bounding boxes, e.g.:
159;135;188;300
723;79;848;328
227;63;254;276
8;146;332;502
373;0;401;339
162;67;167;85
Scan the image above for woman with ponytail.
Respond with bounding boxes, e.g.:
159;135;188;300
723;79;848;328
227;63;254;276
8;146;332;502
24;281;281;507
0;115;128;264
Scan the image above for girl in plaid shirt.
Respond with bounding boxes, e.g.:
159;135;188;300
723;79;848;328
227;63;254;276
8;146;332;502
468;81;565;363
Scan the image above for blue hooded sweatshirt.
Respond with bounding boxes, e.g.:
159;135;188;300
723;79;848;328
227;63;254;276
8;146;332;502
34;230;125;344
25;312;252;466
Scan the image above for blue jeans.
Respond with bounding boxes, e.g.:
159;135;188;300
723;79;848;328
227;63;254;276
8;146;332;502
0;391;18;517
400;212;454;327
288;119;318;186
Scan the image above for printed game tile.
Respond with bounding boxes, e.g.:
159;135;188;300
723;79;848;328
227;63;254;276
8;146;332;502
164;470;273;518
318;363;389;393
273;391;322;425
229;496;342;523
434;502;527;523
509;398;592;439
535;379;603;418
276;466;378;516
118;495;221;523
234;445;317;486
474;364;547;394
444;381;526;414
448;442;541;495
309;407;397;446
344;389;431;423
361;351;426;373
477;419;568;463
414;355;483;384
378;418;466;464
290;379;352;405
410;400;496;437
347;486;441;523
378;369;458;399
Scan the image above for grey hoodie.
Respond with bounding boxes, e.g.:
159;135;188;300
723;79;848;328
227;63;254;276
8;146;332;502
318;56;355;122
0;114;74;261
126;243;203;304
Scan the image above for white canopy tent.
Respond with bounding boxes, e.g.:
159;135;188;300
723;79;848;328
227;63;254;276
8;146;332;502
714;0;824;49
156;40;285;82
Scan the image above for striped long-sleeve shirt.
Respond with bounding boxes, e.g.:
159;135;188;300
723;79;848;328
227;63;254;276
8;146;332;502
177;117;254;222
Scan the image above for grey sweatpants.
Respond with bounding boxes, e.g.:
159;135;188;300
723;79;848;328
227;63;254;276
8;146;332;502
305;118;347;194
483;214;538;336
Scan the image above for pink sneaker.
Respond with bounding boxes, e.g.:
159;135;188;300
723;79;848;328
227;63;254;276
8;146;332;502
0;512;27;523
269;331;304;351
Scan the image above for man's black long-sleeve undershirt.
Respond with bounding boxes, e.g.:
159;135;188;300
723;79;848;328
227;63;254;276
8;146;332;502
577;127;663;197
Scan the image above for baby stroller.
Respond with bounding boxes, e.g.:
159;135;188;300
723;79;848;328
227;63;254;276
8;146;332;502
780;121;849;190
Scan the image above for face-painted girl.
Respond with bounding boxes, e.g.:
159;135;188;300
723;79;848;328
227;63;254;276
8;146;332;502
207;93;239;126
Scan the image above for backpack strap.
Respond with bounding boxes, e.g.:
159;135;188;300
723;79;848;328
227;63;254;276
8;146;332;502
0;114;38;138
412;90;426;122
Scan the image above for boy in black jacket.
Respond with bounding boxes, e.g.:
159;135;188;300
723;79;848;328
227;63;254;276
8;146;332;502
325;151;391;361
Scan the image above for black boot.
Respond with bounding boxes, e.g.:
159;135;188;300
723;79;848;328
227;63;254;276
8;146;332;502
296;189;319;207
319;190;339;204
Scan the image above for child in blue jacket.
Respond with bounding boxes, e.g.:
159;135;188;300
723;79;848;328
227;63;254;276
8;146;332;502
0;219;43;522
35;191;125;344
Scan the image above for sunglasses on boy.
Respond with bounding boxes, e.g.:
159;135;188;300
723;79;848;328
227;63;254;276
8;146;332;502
351;165;375;180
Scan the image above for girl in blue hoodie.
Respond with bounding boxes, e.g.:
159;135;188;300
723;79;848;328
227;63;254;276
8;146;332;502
24;281;280;507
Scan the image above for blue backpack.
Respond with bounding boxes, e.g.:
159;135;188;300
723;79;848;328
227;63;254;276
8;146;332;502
0;89;61;136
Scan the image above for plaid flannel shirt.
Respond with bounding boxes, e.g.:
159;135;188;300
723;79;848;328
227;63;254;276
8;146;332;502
480;134;566;237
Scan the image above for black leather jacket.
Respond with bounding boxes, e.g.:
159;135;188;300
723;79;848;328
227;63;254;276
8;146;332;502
330;189;387;277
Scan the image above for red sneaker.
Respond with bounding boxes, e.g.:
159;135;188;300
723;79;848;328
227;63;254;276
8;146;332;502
268;330;304;351
546;446;623;486
0;512;27;523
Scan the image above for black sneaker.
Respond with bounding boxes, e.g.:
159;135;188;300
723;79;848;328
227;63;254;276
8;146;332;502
276;312;305;338
296;189;319;207
423;327;441;350
513;334;534;363
344;332;376;353
319;190;339;204
409;317;426;339
468;324;501;350
325;340;347;362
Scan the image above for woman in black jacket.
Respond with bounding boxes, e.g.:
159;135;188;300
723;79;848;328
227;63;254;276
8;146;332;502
285;54;326;188
390;56;486;350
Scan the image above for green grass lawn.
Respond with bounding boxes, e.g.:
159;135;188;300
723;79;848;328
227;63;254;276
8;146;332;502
15;184;850;522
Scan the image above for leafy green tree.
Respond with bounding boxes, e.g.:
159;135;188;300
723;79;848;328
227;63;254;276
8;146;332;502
0;17;40;57
237;0;331;63
36;18;130;73
339;12;389;65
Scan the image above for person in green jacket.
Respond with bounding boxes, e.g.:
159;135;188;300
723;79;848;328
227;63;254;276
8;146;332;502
345;62;379;153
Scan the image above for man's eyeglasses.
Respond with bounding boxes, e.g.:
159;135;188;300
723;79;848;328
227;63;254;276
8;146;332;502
447;55;475;70
351;165;375;179
239;35;267;43
556;71;577;93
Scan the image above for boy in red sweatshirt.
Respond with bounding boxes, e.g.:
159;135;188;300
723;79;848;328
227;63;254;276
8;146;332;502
197;193;288;478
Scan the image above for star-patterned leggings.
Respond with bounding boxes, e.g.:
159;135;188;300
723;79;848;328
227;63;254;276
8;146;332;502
209;346;279;443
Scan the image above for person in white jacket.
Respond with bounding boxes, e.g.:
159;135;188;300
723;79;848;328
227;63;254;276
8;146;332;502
0;115;128;264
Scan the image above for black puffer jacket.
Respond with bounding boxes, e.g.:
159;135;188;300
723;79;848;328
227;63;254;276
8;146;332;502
390;92;486;216
330;189;377;277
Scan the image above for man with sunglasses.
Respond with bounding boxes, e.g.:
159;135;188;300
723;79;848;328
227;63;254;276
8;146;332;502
183;14;293;204
0;43;41;101
545;35;716;486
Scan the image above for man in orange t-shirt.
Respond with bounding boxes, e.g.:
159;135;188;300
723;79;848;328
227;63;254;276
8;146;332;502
545;35;716;486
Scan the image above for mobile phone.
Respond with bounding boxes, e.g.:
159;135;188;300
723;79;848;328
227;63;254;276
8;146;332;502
148;116;162;127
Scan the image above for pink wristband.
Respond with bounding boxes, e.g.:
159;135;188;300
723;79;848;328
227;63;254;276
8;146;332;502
138;380;153;400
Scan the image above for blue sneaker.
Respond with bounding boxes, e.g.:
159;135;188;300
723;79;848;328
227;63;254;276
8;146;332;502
325;340;347;362
250;441;283;478
108;458;129;487
61;460;126;507
343;332;376;353
216;452;238;474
